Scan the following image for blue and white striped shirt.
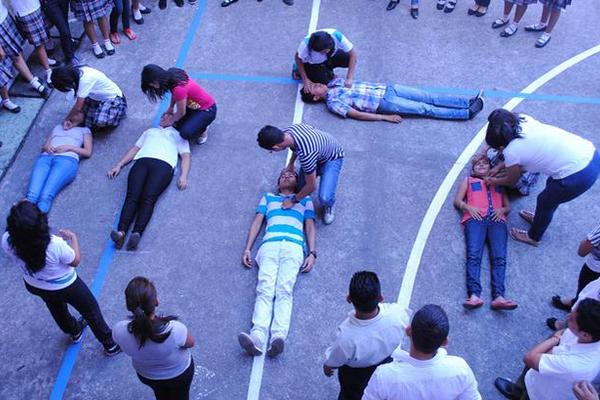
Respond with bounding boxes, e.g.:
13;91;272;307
286;124;344;174
256;192;315;248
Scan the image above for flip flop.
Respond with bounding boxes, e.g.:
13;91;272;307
109;32;120;44
123;28;137;40
518;210;535;224
463;298;484;310
510;228;540;246
491;298;518;310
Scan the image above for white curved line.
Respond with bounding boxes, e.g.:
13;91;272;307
397;43;600;308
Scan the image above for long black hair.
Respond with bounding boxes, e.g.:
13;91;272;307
125;276;178;349
485;109;524;149
141;64;189;102
308;31;334;54
51;66;83;94
6;201;50;273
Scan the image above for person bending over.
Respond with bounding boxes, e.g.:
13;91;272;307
302;78;484;122
107;119;191;251
238;169;316;358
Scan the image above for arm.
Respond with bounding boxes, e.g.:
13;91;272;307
491;191;511;222
344;49;357;86
347;108;401;123
54;133;93;158
107;146;141;178
578;239;594;257
182;331;195;348
282;173;316;209
300;218;316;273
523;329;564;371
177;152;191;190
295;53;314;92
163;98;187;127
574;381;600;400
58;229;81;267
242;213;265;267
486;164;521;187
63;98;86;130
286;152;297;172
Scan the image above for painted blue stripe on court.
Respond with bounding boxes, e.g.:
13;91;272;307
49;1;208;399
190;72;600;105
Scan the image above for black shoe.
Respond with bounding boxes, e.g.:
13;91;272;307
159;0;167;9
546;317;558;331
436;0;445;10
133;15;144;24
474;9;487;17
174;0;184;6
468;7;476;15
469;89;484;107
494;377;523;400
282;0;294;5
551;295;572;311
140;5;152;13
126;232;141;251
468;97;484;119
104;343;122;357
110;230;126;249
71;318;88;343
410;8;419;19
387;0;399;11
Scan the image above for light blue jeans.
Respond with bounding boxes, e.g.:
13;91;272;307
377;85;470;120
26;155;79;213
299;158;344;208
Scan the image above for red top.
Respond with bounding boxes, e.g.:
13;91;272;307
171;78;215;111
461;177;505;224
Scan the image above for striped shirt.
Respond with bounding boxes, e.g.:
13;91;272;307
256;192;315;248
326;78;387;118
286;124;344;174
586;223;600;272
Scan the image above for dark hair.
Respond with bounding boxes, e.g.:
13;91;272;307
575;298;600;342
349;271;381;313
411;304;449;354
51;66;82;93
276;170;299;192
141;64;189;103
299;88;322;104
257;125;285;149
470;153;490;173
125;276;178;349
6;201;50;273
485;109;523;149
308;31;334;53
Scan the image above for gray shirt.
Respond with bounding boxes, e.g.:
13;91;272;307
112;320;191;380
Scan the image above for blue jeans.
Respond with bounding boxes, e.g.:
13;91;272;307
529;151;600;241
299;158;343;208
377;85;470;120
464;217;507;298
26;155;79;213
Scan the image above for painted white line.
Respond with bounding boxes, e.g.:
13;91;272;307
246;1;322;399
396;43;600;310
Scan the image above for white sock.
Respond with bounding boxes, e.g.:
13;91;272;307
92;42;103;54
2;99;19;110
104;39;114;51
45;69;53;83
133;9;142;19
139;3;147;10
29;76;43;90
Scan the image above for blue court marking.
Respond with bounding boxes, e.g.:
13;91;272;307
48;1;208;399
190;72;600;106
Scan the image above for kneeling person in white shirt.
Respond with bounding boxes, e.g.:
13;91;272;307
363;304;482;400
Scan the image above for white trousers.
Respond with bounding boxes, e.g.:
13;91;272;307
251;240;304;345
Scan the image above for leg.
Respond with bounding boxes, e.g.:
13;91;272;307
318;158;343;208
37;156;79;213
97;16;111;40
110;0;124;33
503;0;514;17
576;263;600;296
122;0;132;30
117;160;149;233
26;155;53;206
11;55;35;82
270;244;304;341
176;106;216;141
386;84;470;109
487;220;508;299
539;3;552;24
25;283;80;335
131;159;173;234
42;0;75;62
250;243;280;346
164;359;194;400
83;21;99;44
464;219;487;298
544;8;561;33
378;93;469;120
137;374;171;400
34;45;50;70
512;4;528;23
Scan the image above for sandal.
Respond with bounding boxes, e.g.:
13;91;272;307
492;17;509;29
535;33;552;48
221;0;238;6
109;32;120;45
463;297;484;310
518;210;535;224
444;0;456;13
468;6;477;15
436;0;446;10
387;0;399;11
500;23;518;37
525;23;547;32
491;298;518;311
551;295;573;311
123;28;137;40
546;317;558;330
510;228;540;247
475;7;487;17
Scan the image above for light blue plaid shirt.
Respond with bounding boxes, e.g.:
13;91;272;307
326;78;387;118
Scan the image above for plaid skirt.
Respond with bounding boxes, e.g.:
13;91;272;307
539;0;571;9
0;56;14;88
0;16;24;58
71;0;113;22
15;8;49;47
507;0;537;4
83;96;127;129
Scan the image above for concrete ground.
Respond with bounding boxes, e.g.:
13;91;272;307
1;0;600;399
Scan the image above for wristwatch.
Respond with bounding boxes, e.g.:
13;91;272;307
309;250;317;258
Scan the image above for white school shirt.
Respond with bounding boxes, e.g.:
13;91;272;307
133;127;190;169
112;320;191;380
524;328;600;400
44;125;91;161
77;67;122;101
362;348;482;400
296;28;354;65
1;232;77;291
0;3;8;24
324;303;409;368
10;0;41;17
573;277;600;309
503;115;595;180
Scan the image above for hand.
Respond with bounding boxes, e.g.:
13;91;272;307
63;119;74;130
344;78;353;88
58;229;76;242
323;365;335;377
42;145;54;154
491;208;506;222
177;177;187;190
242;249;252;268
488;165;502;177
300;254;315;273
574;381;599;400
281;199;294;210
484;176;496;186
107;165;121;179
463;204;483;221
52;145;72;154
303;79;315;94
383;114;402;123
160;113;174;127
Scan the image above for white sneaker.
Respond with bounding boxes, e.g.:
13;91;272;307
238;332;263;356
196;127;209;145
323;206;335;225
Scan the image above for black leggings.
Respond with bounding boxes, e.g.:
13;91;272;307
304;50;350;84
25;277;115;349
138;358;195;400
41;0;75;62
575;263;600;299
118;158;173;235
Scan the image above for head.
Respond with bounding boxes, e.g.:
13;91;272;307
471;154;491;178
568;298;600;343
408;304;449;355
277;169;298;192
141;64;188;102
257;125;286;151
347;271;382;313
5;200;50;273
485;109;522;150
308;31;334;55
51;66;82;93
300;84;328;104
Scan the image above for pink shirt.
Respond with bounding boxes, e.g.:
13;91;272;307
171;79;215;111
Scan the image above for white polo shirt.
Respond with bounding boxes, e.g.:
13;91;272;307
362;348;482;400
324;303;409;368
297;28;354;65
10;0;41;17
134;127;190;169
524;328;600;400
573;277;600;309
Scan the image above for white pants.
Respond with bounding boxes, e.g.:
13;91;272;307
251;241;304;345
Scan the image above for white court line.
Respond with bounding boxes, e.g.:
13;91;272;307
396;43;600;310
246;1;321;399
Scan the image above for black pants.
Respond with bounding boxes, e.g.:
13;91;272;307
304;51;350;84
475;0;490;6
110;0;132;33
575;263;600;298
25;276;114;348
118;158;173;234
41;0;75;62
337;356;393;400
175;104;217;141
138;358;195;400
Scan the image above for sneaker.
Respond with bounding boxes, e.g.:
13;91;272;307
468;97;484;119
30;77;50;98
174;0;184;6
126;232;141;251
104;343;122;357
196;127;209;145
71;318;88;344
323;206;335;225
267;337;284;357
110;230;126;249
159;0;167;8
2;99;21;113
238;332;263;356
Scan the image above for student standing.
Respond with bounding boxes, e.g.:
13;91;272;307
525;0;573;48
109;0;137;44
491;0;537;38
386;0;419;19
40;0;80;66
0;56;20;113
70;0;115;58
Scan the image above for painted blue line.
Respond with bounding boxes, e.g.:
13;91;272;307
48;1;208;399
189;71;600;106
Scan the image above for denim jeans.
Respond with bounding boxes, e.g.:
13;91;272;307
26;154;79;213
175;104;217;141
464;216;507;298
376;85;470;120
299;158;344;208
529;151;600;241
110;0;131;33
